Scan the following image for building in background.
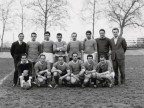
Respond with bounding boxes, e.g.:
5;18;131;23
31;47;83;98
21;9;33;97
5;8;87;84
137;37;144;47
126;38;137;48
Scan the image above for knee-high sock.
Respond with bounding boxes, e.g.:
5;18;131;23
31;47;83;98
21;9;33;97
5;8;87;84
47;78;51;85
91;78;97;85
54;76;59;84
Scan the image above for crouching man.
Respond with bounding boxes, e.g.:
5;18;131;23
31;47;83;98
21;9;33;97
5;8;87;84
51;56;70;88
34;54;52;87
17;54;32;89
83;55;97;87
68;52;85;86
96;55;115;87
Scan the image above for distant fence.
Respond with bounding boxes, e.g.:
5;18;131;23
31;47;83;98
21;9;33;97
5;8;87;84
0;47;10;52
0;44;144;52
127;44;144;50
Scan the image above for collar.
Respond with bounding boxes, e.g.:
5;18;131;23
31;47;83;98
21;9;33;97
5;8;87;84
86;38;92;41
59;62;65;66
72;60;78;64
31;40;36;42
114;36;118;39
100;61;107;66
21;60;29;64
44;40;50;42
87;61;93;65
57;40;62;42
39;61;45;65
100;36;106;39
18;40;23;44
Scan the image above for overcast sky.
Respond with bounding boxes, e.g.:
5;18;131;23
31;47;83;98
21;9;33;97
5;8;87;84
1;0;144;45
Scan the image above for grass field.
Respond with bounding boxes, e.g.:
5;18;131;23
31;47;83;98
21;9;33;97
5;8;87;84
0;56;144;108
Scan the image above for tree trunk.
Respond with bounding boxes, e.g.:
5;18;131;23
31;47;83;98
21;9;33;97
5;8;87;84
1;30;5;52
1;22;6;52
119;26;124;37
92;0;96;39
44;0;48;33
21;6;24;33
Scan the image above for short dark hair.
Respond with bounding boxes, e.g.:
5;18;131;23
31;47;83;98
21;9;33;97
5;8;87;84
58;56;64;59
72;52;78;56
57;33;62;37
99;29;105;33
72;32;77;36
58;56;64;58
21;54;27;58
100;55;106;59
86;30;92;35
112;28;119;32
87;55;93;59
18;33;24;37
31;32;37;36
44;31;50;36
39;54;46;58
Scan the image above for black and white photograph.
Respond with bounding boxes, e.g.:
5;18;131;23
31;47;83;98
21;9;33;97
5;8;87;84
0;0;144;107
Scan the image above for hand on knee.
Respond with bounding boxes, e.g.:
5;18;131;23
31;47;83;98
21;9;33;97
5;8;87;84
79;72;84;77
46;72;51;78
92;73;96;78
84;79;89;85
71;79;76;84
66;76;70;81
53;72;58;77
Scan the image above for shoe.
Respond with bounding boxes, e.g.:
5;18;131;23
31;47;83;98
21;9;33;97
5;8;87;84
32;81;36;85
59;79;63;85
81;84;85;88
12;84;16;87
108;83;113;88
48;84;53;88
37;81;41;87
93;85;97;88
54;84;58;88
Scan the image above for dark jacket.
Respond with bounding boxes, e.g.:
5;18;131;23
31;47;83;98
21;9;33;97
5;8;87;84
10;41;27;60
17;60;32;76
110;37;127;60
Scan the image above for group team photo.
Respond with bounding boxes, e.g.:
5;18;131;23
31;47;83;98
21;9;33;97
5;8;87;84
1;0;144;107
10;28;127;89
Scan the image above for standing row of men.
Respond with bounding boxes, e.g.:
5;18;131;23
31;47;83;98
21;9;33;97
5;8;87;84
10;27;127;88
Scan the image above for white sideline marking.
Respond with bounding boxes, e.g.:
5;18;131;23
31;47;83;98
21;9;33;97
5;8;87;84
0;69;14;85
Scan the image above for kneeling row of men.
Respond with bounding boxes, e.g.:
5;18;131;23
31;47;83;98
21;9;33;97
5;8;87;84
18;52;115;89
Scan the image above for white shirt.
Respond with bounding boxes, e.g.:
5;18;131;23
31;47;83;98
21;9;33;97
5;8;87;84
18;40;23;45
114;36;118;44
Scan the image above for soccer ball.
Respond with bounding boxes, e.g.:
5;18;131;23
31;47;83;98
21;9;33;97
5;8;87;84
37;77;46;86
23;82;31;89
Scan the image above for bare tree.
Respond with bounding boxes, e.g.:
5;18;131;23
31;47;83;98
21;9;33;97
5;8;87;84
27;0;69;33
0;0;14;51
19;0;24;33
106;0;144;36
81;0;101;39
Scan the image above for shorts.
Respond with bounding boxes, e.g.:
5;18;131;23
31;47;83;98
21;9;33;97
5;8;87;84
84;73;92;78
96;71;115;81
43;52;54;63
